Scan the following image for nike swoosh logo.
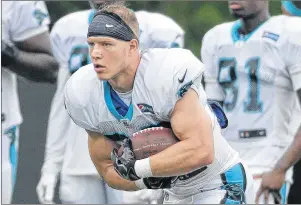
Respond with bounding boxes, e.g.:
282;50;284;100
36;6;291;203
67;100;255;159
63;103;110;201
106;24;114;28
178;69;187;83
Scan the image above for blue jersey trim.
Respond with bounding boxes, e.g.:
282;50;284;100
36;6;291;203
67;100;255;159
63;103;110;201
220;163;247;204
282;1;301;16
104;81;133;121
231;19;269;43
88;9;96;24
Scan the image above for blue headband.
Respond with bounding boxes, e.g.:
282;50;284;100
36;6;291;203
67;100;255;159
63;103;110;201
282;1;301;16
88;11;138;41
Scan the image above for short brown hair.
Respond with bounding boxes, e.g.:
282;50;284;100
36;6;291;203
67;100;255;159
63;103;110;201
99;2;139;38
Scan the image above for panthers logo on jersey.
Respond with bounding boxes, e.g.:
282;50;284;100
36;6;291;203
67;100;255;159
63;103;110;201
33;2;48;25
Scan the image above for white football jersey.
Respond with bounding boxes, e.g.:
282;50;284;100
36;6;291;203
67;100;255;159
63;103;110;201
64;48;239;194
43;9;185;175
1;1;50;167
135;11;185;49
1;1;50;131
202;15;301;169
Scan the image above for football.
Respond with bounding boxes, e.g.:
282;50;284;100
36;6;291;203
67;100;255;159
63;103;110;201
118;127;179;160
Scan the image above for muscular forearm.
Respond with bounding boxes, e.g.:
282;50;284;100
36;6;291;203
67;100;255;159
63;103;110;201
8;50;58;83
101;165;140;191
87;132;140;191
274;125;301;172
149;138;213;177
144;90;214;178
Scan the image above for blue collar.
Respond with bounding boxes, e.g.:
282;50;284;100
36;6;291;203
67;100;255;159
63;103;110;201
88;9;96;25
231;19;269;43
103;81;133;121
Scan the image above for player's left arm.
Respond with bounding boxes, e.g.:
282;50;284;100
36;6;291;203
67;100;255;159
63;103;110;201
2;1;58;83
149;88;214;177
112;51;214;182
135;51;214;178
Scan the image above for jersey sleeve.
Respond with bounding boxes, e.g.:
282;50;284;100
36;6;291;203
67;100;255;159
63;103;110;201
283;17;301;91
11;1;50;42
201;28;225;101
159;50;207;118
64;66;100;132
149;28;185;48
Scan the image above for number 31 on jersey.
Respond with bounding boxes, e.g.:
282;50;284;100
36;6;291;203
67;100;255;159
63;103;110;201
218;57;262;113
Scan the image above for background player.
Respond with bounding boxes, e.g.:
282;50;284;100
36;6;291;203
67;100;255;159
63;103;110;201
256;1;301;204
201;0;301;203
36;1;184;204
2;1;58;204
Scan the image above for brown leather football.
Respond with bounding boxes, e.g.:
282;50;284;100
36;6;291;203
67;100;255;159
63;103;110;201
118;127;179;160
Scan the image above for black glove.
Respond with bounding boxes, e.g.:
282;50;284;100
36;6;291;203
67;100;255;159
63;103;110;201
111;138;140;181
2;40;19;67
143;176;178;189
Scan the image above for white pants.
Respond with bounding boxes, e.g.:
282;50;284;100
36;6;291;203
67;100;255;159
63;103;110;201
123;189;164;204
2;126;19;204
162;162;255;204
163;189;229;204
59;174;123;204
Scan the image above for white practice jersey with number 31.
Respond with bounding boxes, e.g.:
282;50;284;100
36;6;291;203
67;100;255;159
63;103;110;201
202;15;301;150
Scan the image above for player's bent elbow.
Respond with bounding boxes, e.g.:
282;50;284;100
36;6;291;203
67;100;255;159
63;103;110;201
204;146;215;165
194;144;215;167
104;178;119;190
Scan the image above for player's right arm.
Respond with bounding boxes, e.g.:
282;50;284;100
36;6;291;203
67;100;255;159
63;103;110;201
2;1;58;83
64;69;141;191
201;28;225;105
87;130;140;191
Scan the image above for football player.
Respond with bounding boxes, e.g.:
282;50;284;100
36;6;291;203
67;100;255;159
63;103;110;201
201;0;301;203
256;1;301;204
2;1;58;204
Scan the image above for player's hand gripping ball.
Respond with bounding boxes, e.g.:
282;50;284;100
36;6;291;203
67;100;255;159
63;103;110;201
111;127;179;185
111;138;140;181
119;127;179;160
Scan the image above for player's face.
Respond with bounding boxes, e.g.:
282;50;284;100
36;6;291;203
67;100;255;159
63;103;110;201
88;36;137;80
228;0;266;19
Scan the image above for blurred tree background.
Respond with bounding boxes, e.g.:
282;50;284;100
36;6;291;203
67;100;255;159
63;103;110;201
46;1;282;56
